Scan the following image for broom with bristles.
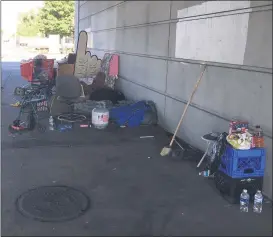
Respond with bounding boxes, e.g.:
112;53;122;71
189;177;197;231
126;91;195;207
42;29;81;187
160;64;207;156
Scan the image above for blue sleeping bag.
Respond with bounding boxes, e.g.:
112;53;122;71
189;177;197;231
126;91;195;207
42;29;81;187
110;101;152;127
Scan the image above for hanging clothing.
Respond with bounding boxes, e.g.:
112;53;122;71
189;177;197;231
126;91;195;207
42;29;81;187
100;53;119;89
206;132;228;175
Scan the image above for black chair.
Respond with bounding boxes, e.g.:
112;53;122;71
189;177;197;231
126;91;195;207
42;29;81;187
56;75;86;123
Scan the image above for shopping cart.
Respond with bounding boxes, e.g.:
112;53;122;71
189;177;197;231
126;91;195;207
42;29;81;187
13;59;55;105
9;84;51;135
9;59;55;135
20;58;55;83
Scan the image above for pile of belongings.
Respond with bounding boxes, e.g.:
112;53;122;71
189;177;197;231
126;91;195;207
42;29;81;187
226;132;252;150
227;120;252;150
205;120;252;175
21;54;50;83
74;99;158;127
33;58;50;83
110;100;158;127
56;51;158;127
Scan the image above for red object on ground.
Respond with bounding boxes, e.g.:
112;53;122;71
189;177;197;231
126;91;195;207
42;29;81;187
20;59;54;82
11;125;25;131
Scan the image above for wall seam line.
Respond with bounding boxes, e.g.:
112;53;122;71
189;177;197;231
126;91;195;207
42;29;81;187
88;48;272;74
80;5;272;33
163;0;172;121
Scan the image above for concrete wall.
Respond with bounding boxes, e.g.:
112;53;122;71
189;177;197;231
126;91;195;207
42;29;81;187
76;1;273;199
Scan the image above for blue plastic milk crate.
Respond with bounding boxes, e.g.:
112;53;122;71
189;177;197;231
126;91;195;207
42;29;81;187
219;145;266;178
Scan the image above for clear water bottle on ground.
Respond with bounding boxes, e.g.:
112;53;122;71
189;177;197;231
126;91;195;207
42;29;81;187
253;190;263;213
199;170;210;177
49;116;54;131
240;189;250;212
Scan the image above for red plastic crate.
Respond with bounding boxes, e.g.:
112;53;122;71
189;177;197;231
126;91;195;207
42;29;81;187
20;59;54;82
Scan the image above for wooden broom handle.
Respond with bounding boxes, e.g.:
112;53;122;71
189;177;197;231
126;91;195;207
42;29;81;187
169;65;207;146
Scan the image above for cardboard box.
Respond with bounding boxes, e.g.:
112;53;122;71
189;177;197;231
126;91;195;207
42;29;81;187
58;64;74;76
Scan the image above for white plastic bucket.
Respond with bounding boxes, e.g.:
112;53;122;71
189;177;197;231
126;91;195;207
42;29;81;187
92;107;109;129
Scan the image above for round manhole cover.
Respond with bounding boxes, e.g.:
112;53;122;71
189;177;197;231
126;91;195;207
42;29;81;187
16;186;90;222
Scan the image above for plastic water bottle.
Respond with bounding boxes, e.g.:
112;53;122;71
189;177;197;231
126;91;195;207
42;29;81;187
252;125;265;148
199;170;210;177
49;116;54;131
253;190;263;213
240;189;250;212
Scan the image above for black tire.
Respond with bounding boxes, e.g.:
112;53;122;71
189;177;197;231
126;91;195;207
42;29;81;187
57;113;86;123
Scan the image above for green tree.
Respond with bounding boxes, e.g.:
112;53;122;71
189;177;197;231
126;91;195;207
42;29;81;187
38;1;74;37
16;10;40;37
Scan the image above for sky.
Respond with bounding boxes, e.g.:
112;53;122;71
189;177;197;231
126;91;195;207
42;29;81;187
1;1;44;35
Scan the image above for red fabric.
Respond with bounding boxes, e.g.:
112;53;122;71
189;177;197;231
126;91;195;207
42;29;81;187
109;54;119;76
